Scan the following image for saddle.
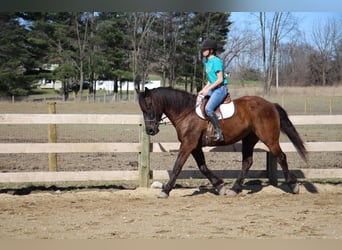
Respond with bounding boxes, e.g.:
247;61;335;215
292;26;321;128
196;93;235;120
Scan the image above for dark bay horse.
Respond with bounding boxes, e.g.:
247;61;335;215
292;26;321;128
137;87;307;198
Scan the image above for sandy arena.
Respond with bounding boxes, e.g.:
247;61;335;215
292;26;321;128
0;181;341;239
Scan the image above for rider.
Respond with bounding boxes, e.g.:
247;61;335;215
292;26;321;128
199;39;228;142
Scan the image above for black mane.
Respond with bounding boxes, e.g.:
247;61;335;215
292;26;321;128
148;87;197;115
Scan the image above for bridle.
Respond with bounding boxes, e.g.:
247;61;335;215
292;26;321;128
143;97;163;128
143;106;170;127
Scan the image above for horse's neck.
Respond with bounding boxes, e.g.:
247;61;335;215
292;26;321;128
157;91;195;124
164;106;194;125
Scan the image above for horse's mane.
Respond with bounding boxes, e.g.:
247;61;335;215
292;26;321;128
151;87;197;115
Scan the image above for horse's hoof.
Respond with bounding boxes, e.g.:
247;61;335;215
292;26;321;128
158;191;169;198
290;183;300;194
217;184;226;196
151;181;163;189
226;190;238;196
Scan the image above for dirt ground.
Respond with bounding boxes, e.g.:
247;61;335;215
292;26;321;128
0;181;341;239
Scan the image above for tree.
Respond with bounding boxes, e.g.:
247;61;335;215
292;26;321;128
151;12;231;92
310;18;341;86
153;12;182;88
94;13;131;98
0;13;48;96
1;12;232;98
278;41;312;86
70;12;91;97
259;12;297;94
126;12;155;91
221;20;260;85
22;12;80;97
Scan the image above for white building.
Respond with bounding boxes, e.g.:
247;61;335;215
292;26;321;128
95;80;161;91
38;79;62;90
36;64;62;90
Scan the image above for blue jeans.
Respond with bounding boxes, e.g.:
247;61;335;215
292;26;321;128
205;85;228;116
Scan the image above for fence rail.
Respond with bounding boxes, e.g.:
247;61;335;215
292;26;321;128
1;113;342;186
0;113;141;124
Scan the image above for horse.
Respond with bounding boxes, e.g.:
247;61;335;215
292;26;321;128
136;86;307;198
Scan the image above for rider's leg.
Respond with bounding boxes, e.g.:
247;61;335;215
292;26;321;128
207;112;224;141
205;85;227;142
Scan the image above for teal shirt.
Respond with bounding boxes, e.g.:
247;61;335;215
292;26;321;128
205;56;228;85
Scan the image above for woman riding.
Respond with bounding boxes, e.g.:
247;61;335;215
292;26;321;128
199;39;228;142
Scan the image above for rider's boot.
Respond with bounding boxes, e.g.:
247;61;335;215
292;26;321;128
207;113;224;142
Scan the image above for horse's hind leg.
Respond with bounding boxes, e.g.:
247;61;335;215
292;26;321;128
268;143;299;194
191;145;226;195
230;133;259;195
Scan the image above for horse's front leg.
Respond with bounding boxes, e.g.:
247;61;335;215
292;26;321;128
160;143;194;198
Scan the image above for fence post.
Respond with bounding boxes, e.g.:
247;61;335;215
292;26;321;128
266;152;278;186
48;102;57;171
139;121;151;187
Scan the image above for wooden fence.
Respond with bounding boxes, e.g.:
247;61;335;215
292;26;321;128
1;109;342;187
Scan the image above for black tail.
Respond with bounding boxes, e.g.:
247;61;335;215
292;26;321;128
274;103;307;162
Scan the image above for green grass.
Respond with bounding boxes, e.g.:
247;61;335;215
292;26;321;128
28;88;60;98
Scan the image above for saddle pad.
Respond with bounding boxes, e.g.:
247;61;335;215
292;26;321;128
196;101;235;120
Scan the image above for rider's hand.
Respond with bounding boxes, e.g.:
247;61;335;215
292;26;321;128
199;88;209;96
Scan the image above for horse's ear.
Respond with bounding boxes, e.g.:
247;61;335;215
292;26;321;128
145;87;150;96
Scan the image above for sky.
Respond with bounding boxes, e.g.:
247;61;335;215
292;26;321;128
230;12;342;43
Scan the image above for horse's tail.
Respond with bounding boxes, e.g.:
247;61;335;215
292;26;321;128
274;103;307;162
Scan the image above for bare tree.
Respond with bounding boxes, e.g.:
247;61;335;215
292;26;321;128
311;18;341;86
159;12;181;88
278;40;313;86
127;12;155;91
221;20;260;86
259;12;296;94
74;12;90;98
221;25;256;69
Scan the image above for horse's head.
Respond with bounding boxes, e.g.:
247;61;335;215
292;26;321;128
136;87;163;135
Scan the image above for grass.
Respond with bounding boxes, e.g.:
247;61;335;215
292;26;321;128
4;79;342;115
28;88;60;99
11;85;342;115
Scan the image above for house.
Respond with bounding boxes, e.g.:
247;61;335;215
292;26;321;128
36;64;62;90
95;80;161;91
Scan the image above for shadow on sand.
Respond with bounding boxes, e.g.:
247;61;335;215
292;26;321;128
183;179;319;197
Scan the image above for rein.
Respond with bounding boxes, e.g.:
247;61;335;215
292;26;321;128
161;107;196;126
158;115;171;125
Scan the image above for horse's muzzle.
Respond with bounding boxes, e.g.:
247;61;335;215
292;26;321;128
146;125;159;136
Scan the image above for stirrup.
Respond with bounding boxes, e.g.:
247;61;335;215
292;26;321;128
210;132;224;142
